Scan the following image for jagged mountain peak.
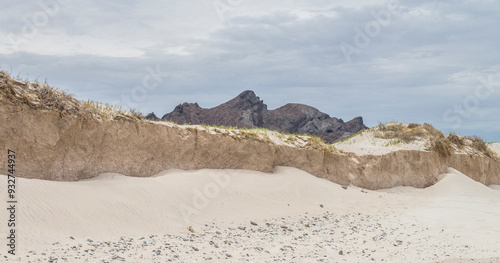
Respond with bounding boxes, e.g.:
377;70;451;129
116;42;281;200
160;90;367;143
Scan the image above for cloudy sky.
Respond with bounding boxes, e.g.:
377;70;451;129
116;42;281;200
1;0;499;141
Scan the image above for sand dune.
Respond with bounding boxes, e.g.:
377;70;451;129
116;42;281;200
490;142;500;156
4;167;368;249
1;167;500;262
3;99;500;190
409;169;500;253
333;128;428;155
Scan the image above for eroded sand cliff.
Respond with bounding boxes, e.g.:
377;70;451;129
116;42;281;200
1;71;499;189
1;100;499;189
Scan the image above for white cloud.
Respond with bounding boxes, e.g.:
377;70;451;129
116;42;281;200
163;46;191;56
0;33;147;57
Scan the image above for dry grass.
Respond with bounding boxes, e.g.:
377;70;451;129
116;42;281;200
422;123;444;139
448;132;465;149
375;122;496;158
376;122;449;156
375;122;431;143
1;71;80;114
305;135;328;150
468;136;494;158
286;136;297;144
439;133;494;158
239;130;263;142
0;71;143;122
433;133;495;158
429;137;452;157
407;123;420;129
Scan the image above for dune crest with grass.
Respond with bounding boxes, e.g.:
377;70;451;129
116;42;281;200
1;71;499;189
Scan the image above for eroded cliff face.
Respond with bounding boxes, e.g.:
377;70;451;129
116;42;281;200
1;102;499;189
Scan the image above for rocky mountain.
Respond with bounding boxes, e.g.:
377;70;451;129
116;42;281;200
161;91;267;128
152;90;367;143
262;103;367;143
145;112;160;121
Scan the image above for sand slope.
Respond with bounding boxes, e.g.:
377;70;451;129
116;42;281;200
3;167;369;249
1;167;500;262
490;142;500;156
333;129;428;155
410;169;500;252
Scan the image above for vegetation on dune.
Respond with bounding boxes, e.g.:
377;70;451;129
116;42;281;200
375;122;435;143
0;71;143;122
1;71;80;114
375;122;496;158
469;136;494;157
447;132;465;148
429;137;453;158
304;135;329;150
188;123;336;152
82;100;143;121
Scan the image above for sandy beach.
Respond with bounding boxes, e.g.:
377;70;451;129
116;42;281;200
1;166;499;262
1;1;500;261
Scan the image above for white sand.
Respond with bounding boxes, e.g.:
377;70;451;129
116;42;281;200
333;129;428;155
1;167;500;262
335;129;497;157
489;142;500;156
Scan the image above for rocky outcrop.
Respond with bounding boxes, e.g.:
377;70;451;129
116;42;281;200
145;112;160;121
262;104;366;142
162;90;367;143
163;91;267;128
1;101;499;189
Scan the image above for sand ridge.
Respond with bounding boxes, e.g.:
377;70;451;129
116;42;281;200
1;167;499;262
2;100;500;189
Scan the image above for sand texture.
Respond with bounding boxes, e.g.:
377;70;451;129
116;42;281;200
1;167;499;262
490;142;500;156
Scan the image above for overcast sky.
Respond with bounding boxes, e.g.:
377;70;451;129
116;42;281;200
1;0;499;141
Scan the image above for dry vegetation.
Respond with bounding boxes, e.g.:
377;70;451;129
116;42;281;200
447;132;465;148
0;71;142;121
375;122;439;143
375;122;496;158
0;71;80;114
